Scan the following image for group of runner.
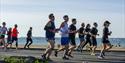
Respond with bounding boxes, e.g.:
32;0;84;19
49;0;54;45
0;22;19;50
0;22;33;50
42;13;113;60
0;13;113;61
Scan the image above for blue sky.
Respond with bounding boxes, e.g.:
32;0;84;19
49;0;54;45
0;0;125;38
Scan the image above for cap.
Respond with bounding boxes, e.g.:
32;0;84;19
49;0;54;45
104;21;111;24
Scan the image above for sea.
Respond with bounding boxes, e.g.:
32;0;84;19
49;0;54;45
13;37;125;48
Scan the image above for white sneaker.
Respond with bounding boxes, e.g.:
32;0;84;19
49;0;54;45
16;47;18;50
82;61;88;63
97;56;104;59
91;53;95;55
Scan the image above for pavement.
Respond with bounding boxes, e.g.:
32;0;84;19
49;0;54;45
0;48;125;63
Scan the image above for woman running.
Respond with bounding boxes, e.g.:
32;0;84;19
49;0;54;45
0;22;8;51
81;24;92;51
98;21;112;59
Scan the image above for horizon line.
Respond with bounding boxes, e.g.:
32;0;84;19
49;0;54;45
18;36;125;38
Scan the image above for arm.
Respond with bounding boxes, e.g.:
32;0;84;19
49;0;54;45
108;31;112;35
58;22;65;33
44;21;51;31
69;30;77;34
69;25;77;34
91;34;99;38
106;28;112;35
91;30;99;38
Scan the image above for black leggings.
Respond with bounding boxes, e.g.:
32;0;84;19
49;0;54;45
82;38;91;48
24;38;33;47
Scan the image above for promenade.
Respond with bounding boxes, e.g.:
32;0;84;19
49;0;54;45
0;48;125;63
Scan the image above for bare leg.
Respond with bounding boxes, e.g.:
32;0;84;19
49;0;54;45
80;41;85;48
68;45;76;57
57;46;65;52
44;42;52;56
91;46;97;55
46;40;55;59
10;44;12;48
82;41;88;49
63;45;69;57
77;42;82;50
100;44;106;56
2;39;7;51
105;43;112;51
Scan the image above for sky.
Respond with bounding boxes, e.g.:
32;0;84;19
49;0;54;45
0;0;125;38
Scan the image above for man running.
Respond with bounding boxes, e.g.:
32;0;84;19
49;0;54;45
0;26;2;44
0;26;1;34
77;23;85;52
90;22;99;55
0;26;2;46
11;24;19;50
98;21;112;59
68;18;77;58
24;27;33;48
54;15;69;60
42;13;58;61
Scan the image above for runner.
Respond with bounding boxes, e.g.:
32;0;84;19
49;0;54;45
98;21;112;59
6;28;12;48
42;13;58;61
68;18;77;58
11;24;19;50
77;23;85;52
0;26;2;34
54;15;69;60
0;26;2;46
0;22;8;50
81;24;92;51
24;27;33;48
90;22;99;55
